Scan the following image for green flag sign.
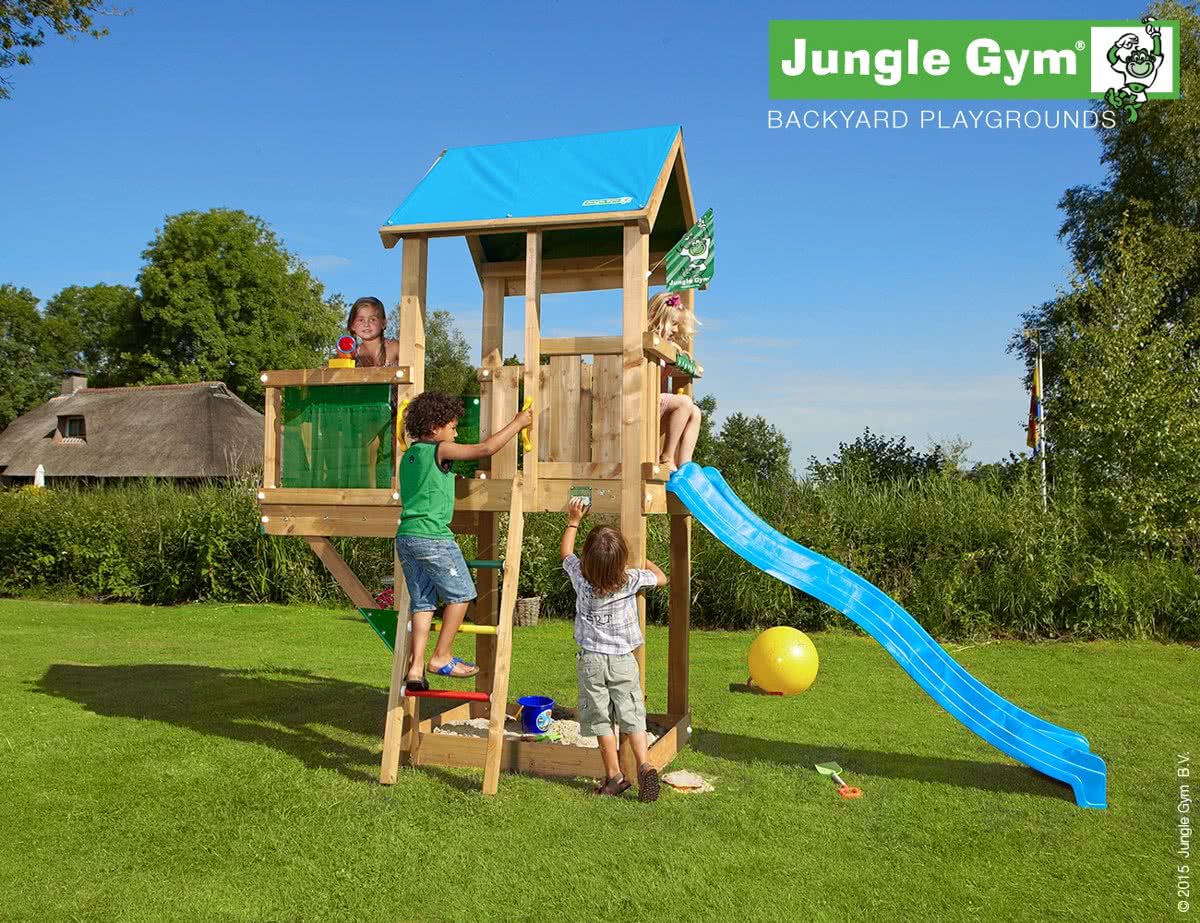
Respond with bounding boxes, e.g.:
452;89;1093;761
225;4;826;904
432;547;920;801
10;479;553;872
666;208;714;292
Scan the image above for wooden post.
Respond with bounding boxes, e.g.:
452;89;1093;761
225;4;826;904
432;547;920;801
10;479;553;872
381;560;415;783
622;223;650;692
382;235;429;781
400;237;429;391
523;230;542;507
262;387;282;488
475;277;504;715
668;513;691;716
482;474;524;795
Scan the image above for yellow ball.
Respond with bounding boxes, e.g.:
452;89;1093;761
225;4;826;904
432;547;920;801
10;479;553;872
748;627;819;694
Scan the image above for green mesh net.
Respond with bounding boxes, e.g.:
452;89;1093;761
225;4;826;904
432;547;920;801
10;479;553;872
280;384;396;489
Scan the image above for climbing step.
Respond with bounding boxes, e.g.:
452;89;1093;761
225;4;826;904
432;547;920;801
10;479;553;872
466;559;504;570
432;621;497;635
402;688;490;702
358;608;500;651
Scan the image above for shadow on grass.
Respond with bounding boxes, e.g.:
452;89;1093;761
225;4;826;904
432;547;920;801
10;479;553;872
33;663;392;784
31;663;602;797
692;728;1076;804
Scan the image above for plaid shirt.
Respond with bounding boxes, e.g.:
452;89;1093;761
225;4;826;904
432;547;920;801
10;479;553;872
562;554;657;655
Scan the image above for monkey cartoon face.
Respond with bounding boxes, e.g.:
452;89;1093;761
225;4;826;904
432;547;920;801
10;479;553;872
1127;47;1156;79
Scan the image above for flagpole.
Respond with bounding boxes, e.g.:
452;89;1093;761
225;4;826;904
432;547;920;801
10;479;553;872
1036;336;1047;512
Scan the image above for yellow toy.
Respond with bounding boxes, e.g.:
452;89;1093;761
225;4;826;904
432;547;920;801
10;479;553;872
747;627;819;694
519;396;533;454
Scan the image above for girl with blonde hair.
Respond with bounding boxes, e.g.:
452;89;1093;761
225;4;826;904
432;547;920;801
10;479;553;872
647;291;701;471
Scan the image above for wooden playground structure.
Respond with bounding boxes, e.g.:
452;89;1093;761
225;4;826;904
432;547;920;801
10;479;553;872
257;126;702;794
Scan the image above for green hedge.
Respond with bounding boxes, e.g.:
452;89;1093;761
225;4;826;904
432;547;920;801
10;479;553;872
1;477;1197;641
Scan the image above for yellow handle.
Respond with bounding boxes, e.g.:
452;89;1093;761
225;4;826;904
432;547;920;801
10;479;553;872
520;396;533;454
397;398;411;453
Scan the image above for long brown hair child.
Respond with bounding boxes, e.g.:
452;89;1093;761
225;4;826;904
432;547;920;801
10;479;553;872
347;296;400;367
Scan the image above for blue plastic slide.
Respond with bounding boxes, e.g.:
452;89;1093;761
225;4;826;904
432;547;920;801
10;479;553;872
667;463;1107;809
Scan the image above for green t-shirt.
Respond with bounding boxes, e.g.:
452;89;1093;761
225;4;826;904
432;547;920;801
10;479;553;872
397;441;455;539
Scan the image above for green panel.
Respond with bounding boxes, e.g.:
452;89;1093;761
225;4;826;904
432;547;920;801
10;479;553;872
280;384;396;489
451;395;481;479
358;608;398;652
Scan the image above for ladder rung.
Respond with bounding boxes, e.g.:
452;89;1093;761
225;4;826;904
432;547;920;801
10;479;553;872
466;559;504;570
404;689;490;702
431;621;497;635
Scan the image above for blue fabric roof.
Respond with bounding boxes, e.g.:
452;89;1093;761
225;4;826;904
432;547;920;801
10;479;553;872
385;125;681;228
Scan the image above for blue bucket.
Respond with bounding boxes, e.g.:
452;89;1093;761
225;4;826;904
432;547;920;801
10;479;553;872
517;695;555;734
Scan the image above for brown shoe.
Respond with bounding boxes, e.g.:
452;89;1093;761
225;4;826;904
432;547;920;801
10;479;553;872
637;764;660;803
593;775;631;797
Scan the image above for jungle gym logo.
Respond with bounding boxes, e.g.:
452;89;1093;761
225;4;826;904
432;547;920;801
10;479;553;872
769;19;1179;123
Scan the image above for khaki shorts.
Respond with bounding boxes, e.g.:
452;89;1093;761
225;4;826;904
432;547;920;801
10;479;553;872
576;651;646;738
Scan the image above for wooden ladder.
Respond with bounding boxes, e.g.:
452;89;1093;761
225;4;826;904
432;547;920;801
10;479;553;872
380;474;524;795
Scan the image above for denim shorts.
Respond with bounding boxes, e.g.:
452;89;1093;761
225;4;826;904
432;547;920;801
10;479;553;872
394;535;477;613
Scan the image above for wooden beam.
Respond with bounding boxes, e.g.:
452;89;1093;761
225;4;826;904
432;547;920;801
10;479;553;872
503;267;667;297
259;367;411;388
381;546;416;784
482;474;524;795
622;223;650;692
259;488;399;507
303;536;376;610
644;130;684;233
262;388;282;489
483;254;669;280
668;514;691;716
465;235;486;288
539;336;623;357
260;505;477;537
523;231;542;507
399;238;429;391
481;277;504;370
379;209;647;245
674;133;698;229
473;511;498;718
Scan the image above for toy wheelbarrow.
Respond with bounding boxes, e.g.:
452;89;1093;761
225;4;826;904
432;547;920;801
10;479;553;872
815;762;863;799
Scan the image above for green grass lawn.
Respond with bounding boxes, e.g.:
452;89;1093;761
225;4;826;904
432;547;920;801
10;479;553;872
0;599;1193;923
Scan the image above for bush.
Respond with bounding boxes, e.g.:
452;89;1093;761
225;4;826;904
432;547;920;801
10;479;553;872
1;476;1196;641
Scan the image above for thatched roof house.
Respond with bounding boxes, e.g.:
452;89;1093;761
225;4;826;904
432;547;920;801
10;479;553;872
0;374;263;483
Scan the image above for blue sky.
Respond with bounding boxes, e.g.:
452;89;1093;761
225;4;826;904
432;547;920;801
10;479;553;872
1;1;1137;468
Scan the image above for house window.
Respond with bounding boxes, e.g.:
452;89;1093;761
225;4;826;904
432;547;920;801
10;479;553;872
59;416;86;441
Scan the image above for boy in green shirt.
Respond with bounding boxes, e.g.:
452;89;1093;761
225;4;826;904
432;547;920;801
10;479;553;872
397;391;532;691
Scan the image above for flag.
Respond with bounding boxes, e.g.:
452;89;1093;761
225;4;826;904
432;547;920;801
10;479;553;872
1026;362;1041;450
666;208;714;292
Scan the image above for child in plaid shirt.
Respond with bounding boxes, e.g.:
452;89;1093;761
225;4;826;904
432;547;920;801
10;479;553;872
560;497;667;801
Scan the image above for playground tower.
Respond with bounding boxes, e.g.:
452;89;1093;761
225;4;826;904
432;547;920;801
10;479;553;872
257;126;701;793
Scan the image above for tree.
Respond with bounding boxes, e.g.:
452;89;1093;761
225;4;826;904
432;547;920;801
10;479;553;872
1046;224;1200;552
710;412;792;482
40;283;137;386
1;1;118;99
423;309;478;396
807;427;944;485
0;284;56;429
1014;2;1200;372
124;209;344;405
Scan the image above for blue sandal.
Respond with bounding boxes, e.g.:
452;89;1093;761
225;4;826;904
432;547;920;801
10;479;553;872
428;656;478;679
